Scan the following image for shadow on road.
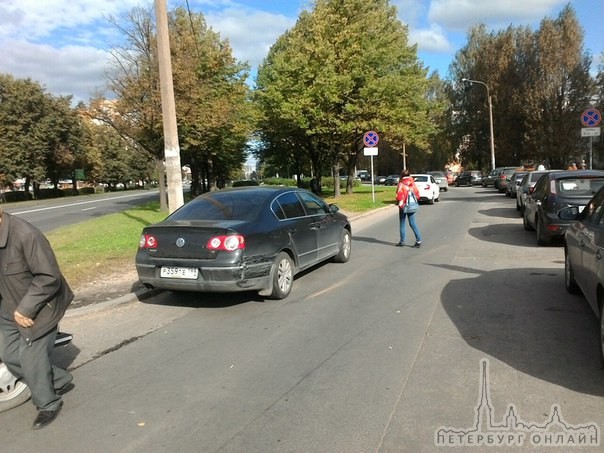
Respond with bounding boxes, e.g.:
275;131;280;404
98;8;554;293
435;262;604;396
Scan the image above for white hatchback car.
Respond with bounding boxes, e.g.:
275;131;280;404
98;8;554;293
411;174;440;204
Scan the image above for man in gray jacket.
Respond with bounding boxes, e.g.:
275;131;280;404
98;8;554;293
0;206;74;429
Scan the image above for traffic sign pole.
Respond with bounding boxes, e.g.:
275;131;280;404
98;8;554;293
581;109;601;170
363;132;379;204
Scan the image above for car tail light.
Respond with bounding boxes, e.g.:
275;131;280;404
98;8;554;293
207;235;245;251
140;233;158;249
550;180;557;194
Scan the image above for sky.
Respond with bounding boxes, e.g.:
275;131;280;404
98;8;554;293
0;0;602;104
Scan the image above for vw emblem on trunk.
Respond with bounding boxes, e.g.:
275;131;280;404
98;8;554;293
176;237;186;248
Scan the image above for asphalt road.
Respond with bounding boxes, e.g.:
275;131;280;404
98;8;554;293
0;189;160;232
2;186;602;452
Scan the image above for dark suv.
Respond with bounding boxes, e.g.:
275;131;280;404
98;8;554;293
455;170;483;186
523;170;604;245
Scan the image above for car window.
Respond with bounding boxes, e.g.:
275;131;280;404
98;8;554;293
170;191;267;221
532;174;548;196
582;188;604;225
556;178;604;197
297;191;328;216
273;192;307;219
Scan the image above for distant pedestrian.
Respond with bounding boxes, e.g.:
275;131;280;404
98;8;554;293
0;206;74;429
395;170;422;248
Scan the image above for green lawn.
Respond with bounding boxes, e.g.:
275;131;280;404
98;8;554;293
46;184;396;287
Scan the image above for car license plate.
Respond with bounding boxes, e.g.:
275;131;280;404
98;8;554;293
160;266;199;279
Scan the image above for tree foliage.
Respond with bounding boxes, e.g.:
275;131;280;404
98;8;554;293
254;0;437;195
448;5;596;170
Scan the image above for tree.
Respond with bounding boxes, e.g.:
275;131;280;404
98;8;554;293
254;0;436;196
447;5;595;170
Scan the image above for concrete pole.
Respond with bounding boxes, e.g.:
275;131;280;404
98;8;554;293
155;0;183;213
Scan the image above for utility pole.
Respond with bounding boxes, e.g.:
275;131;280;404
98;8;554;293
155;0;183;213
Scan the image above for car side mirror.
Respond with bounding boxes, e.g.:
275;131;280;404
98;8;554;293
558;206;580;220
329;204;340;214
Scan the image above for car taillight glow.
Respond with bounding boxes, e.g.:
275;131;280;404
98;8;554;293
140;233;158;249
207;235;245;251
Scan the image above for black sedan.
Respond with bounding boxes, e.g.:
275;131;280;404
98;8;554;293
563;185;604;364
135;186;352;299
523;170;604;245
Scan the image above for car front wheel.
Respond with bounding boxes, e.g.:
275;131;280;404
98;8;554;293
0;366;31;413
523;210;533;231
599;301;604;367
333;229;351;263
267;252;294;300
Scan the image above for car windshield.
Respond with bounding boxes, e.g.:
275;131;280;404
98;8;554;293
169;190;270;221
556;178;604;197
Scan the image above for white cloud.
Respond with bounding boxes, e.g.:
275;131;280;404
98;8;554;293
205;8;296;68
428;0;566;30
410;24;452;53
1;40;111;101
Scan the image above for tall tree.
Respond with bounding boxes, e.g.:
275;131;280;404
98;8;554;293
254;0;435;196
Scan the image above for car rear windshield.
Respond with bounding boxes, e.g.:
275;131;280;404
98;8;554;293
169;190;270;221
413;176;429;182
556;178;604;197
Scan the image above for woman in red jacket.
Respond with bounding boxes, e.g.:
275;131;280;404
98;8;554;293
395;169;422;247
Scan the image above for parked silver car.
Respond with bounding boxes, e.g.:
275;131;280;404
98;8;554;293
427;171;449;192
563;185;604;365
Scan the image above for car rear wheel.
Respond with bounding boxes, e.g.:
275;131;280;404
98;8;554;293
333;229;351;263
536;217;550;246
564;252;581;294
267;252;294;300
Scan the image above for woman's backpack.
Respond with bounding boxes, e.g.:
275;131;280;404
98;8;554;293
403;187;419;213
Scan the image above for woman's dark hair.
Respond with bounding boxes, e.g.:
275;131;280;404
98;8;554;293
400;169;410;178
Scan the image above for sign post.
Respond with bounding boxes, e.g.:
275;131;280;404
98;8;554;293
363;131;379;203
581;109;601;169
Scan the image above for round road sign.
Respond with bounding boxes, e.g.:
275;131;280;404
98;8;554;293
363;131;379;147
581;108;601;127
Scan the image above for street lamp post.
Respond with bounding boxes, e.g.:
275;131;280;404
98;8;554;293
462;78;495;171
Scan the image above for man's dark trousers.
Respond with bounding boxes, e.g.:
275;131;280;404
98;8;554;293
0;315;71;411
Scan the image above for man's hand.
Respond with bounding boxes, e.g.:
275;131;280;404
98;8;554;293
14;311;34;328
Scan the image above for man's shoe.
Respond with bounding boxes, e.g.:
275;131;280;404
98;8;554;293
395;242;404;247
33;401;63;430
413;241;422;248
57;382;74;395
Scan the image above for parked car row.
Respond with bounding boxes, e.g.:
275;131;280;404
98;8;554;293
485;167;604;368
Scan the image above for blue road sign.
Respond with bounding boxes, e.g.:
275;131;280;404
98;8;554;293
581;108;601;127
363;131;379;147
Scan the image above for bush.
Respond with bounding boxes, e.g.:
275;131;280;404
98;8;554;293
232;179;260;187
2;191;32;202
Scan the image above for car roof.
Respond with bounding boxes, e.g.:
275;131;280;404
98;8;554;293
541;169;604;180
